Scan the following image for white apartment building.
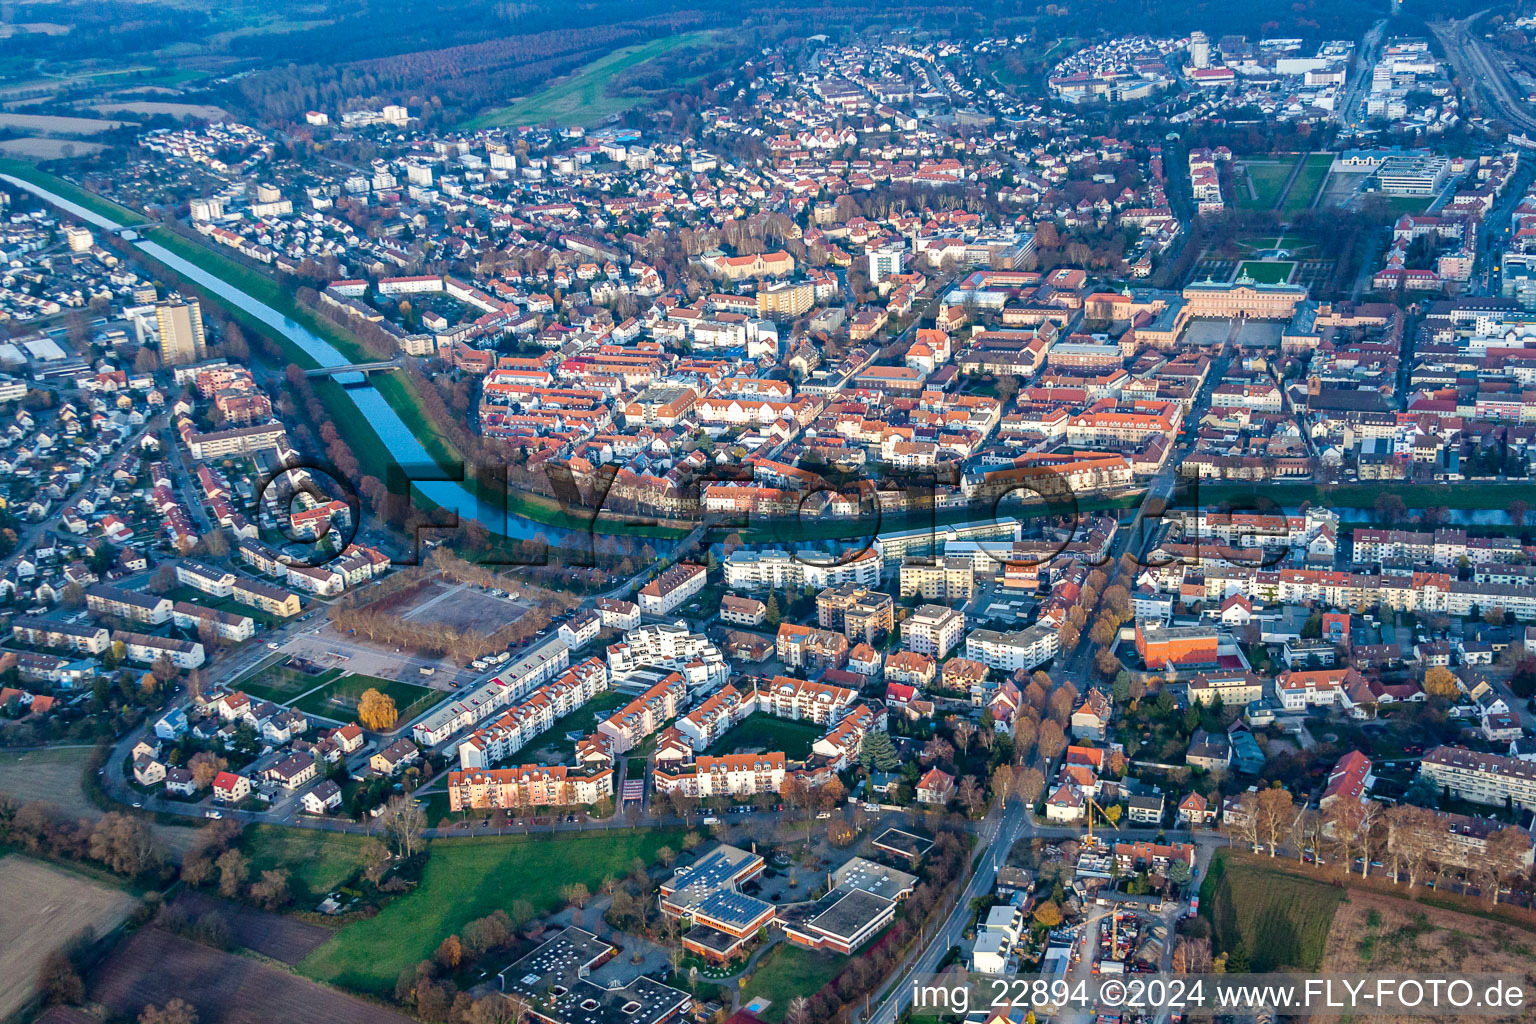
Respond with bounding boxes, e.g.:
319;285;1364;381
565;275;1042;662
902;605;966;659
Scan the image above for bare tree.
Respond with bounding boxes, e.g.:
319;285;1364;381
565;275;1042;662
380;795;426;858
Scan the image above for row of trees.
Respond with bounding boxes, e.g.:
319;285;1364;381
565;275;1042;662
1223;786;1532;904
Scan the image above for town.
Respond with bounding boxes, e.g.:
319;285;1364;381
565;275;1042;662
1;2;1536;1024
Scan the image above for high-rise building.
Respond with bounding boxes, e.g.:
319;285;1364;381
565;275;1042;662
156;299;207;365
1190;31;1211;69
868;243;905;284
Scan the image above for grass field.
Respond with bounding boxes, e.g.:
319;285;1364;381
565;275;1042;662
300;828;685;993
739;942;846;1021
235;662;342;704
1234;161;1292;210
1280;153;1334;214
0;157;145;224
704;714;825;760
1236;260;1295;284
465;31;715;128
1199;850;1342;971
290;674;438;724
0;854;138;1020
242;825;373;900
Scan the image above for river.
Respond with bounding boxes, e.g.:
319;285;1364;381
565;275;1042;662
3;172;585;542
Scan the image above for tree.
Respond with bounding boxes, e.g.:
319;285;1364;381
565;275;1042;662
358;688;399;730
189;751;227;790
1255;787;1294;857
1032;901;1062;927
37;949;83;1006
958;775;985;816
381;795;426;858
139;1000;198;1024
785;996;810;1024
1325;799;1367;872
858;731;901;772
1423;666;1458;699
1037;720;1067;761
1015;766;1046;803
89;813;164;877
1484;827;1529;905
216;849;248;897
249;869;291;910
437;934;463;971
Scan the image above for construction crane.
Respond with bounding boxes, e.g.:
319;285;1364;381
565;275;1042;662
1085;793;1120;845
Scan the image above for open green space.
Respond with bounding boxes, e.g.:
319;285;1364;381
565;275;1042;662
465;32;715;128
291;674;439;723
1280;153;1334;214
300;828;685;993
1236;260;1295;284
515;689;631;759
704;714;824;760
235;661;342;704
740;942;847;1020
1233;161;1292;210
1199;850;1342;972
242;824;373;899
0;157;145;224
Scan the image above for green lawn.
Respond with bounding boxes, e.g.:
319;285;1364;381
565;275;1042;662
300;828;685;993
242;825;373;899
291;674;439;724
0;157;145;224
1233;161;1292;210
703;715;825;760
1280;153;1334;215
514;689;631;760
740;942;846;1020
464;32;716;128
1199;850;1342;972
1236;260;1295;284
236;662;342;704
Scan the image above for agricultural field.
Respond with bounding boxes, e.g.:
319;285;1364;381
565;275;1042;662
704;714;825;760
1199;850;1343;971
0;112;131;134
1236;260;1296;284
1322;885;1536;980
290;674;438;724
84;101;228;119
0;746;98;816
300;828;685;993
170;890;332;965
0;855;138;1020
89;928;414;1024
0;138;106;158
241;825;373;900
465;31;715;128
739;942;846;1021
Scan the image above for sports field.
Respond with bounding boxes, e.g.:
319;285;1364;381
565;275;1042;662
465;31;715;128
290;674;438;723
